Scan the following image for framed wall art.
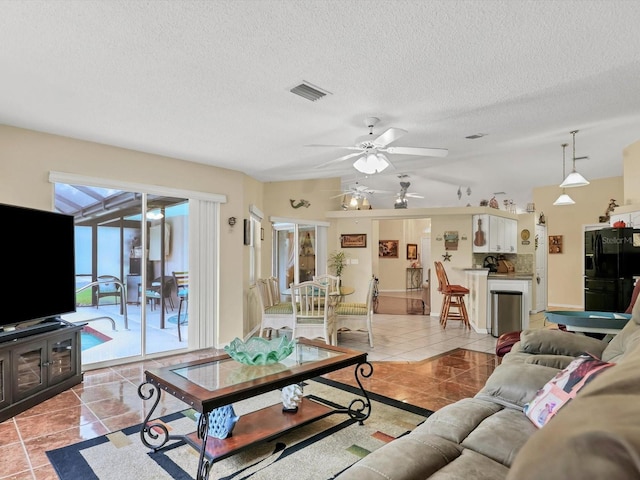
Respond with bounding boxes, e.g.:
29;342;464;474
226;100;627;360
340;233;367;248
407;243;418;260
549;235;563;254
379;240;399;258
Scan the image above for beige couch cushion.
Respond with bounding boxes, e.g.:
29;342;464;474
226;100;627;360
602;300;640;362
475;362;559;409
518;328;608;358
507;342;640;480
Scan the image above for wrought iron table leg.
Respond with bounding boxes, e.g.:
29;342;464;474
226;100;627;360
138;382;182;451
332;361;374;424
195;411;212;480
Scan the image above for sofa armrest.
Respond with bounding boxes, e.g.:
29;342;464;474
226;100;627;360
518;328;608;358
474;362;560;409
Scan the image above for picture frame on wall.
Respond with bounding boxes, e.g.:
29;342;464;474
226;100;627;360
549;235;563;254
379;240;399;258
340;233;367;248
407;243;418;260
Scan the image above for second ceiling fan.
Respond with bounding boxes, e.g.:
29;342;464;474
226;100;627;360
311;117;448;174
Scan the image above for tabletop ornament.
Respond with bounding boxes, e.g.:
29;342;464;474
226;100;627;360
281;383;304;413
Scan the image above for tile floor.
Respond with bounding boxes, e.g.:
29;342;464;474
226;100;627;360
0;309;547;479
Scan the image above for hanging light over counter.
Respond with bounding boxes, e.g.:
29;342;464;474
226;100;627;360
560;130;590;188
554;143;575;206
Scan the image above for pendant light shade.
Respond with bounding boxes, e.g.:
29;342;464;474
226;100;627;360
554;143;575;206
553;193;576;206
559;130;590;188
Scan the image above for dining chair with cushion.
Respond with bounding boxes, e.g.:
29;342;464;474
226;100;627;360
291;280;335;345
434;261;470;329
312;274;341;294
334;275;375;347
267;276;284;305
172;271;189;341
256;278;295;339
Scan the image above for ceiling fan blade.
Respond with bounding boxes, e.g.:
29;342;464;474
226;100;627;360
315;151;364;169
372;128;407;147
406;193;425;199
306;144;363;150
383;146;449;157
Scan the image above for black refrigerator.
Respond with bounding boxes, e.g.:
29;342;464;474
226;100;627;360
584;227;640;312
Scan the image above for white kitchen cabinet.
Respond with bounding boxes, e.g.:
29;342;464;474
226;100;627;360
472;214;517;253
610;211;640;228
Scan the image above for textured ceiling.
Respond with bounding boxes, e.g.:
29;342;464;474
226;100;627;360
2;0;640;211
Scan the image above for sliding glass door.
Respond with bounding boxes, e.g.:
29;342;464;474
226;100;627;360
55;183;189;366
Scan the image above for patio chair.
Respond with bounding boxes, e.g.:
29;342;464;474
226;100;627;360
144;276;175;313
96;275;123;310
172;271;189;341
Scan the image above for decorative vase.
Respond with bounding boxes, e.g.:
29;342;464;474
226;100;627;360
195;404;240;439
281;383;303;413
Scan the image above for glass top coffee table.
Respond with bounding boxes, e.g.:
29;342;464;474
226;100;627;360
138;338;373;480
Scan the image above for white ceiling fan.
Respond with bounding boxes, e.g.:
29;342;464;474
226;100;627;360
310;117;448;174
329;181;391;209
394;178;424;209
329;181;390;199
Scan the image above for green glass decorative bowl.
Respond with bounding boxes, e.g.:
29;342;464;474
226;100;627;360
224;336;296;365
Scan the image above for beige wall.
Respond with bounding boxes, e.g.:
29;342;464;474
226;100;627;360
0;125;248;346
533;176;624;309
430;215;474;316
623;140;640;206
3;123;638;343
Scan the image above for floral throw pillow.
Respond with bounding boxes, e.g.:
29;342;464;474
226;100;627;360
523;353;615;428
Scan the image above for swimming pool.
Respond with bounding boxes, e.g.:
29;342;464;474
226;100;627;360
81;326;112;351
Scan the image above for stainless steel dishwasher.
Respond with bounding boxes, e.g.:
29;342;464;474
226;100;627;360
490;290;523;337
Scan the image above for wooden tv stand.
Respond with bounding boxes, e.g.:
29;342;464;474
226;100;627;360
0;321;83;423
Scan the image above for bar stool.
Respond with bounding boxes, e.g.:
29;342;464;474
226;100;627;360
434;261;470;329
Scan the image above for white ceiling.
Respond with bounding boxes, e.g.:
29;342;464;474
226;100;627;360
2;0;640;211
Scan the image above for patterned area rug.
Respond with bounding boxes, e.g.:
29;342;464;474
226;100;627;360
47;378;433;480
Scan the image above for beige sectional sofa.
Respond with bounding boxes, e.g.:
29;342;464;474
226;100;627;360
335;303;640;480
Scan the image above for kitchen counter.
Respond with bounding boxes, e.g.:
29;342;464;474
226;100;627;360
488;273;534;281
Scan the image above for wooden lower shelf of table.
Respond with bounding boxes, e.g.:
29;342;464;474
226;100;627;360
184;397;333;462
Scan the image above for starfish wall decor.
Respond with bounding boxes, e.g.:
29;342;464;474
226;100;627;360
442;252;452;262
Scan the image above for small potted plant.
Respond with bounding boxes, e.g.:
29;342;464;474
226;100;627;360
328;250;349;278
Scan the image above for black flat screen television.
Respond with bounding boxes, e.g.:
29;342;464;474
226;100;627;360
1;203;76;330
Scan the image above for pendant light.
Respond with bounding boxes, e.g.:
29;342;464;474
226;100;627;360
554;143;575;206
559;130;590;188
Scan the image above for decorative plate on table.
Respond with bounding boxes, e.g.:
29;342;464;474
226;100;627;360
224;336;296;365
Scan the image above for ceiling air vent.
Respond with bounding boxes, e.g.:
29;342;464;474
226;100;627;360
290;81;331;102
465;133;487;139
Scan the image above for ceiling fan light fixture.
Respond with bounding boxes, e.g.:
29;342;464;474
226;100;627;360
353;153;389;174
349;195;359;207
